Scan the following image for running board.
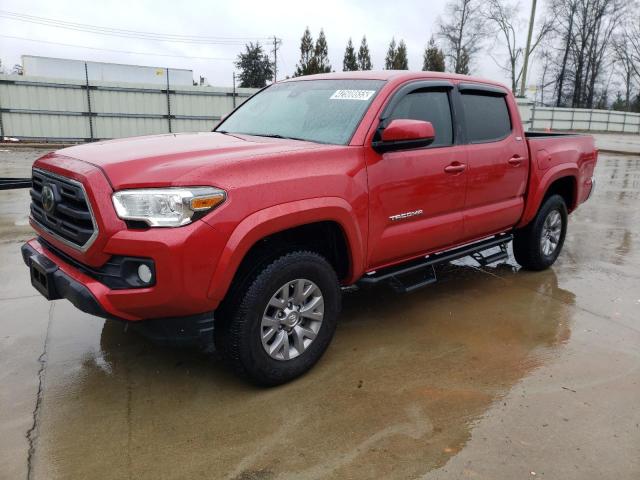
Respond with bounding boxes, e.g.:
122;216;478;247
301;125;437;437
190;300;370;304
358;234;513;293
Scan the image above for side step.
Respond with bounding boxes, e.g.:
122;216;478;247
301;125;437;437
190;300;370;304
358;234;512;293
471;241;509;266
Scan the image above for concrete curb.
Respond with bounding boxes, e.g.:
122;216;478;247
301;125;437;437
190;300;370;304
0;143;75;150
598;149;640;155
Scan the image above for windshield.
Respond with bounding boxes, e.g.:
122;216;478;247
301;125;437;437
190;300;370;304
216;79;385;145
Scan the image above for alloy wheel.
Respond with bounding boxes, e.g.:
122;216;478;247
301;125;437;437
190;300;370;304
260;279;324;361
541;209;562;256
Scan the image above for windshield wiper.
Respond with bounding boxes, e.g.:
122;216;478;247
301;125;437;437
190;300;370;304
214;130;248;141
250;133;308;142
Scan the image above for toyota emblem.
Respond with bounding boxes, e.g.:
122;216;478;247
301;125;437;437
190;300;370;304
42;185;55;214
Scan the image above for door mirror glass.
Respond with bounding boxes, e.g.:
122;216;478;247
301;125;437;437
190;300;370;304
373;119;436;153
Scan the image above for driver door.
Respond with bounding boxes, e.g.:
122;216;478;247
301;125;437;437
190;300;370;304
366;83;468;268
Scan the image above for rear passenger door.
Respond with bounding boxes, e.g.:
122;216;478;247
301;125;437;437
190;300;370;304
458;84;529;240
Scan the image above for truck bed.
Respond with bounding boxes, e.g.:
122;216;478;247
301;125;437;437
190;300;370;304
525;131;588;138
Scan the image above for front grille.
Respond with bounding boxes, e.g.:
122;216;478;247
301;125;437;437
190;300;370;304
30;169;97;250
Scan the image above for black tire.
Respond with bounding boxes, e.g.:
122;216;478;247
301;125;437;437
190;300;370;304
215;251;340;386
513;194;568;271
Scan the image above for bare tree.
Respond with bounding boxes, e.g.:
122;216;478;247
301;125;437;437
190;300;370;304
625;9;640;80
612;33;638;110
551;0;579;106
581;0;625;107
546;0;628;108
536;48;556;105
437;0;488;73
485;0;552;93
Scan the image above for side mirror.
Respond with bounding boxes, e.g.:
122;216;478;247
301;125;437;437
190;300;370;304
372;119;436;153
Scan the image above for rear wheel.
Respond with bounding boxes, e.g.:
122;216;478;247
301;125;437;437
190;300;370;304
513;194;568;271
215;251;340;386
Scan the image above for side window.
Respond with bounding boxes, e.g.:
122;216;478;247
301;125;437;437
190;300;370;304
389;90;453;147
460;93;511;143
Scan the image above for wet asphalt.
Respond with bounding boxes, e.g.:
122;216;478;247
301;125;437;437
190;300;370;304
0;142;638;479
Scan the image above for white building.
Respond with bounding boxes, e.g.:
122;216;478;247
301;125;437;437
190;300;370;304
22;55;194;86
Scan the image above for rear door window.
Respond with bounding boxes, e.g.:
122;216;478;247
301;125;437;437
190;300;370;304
389;90;454;147
460;92;511;143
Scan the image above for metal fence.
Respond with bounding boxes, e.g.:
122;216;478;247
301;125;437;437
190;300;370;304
517;100;640;134
2;75;639;141
0;73;258;142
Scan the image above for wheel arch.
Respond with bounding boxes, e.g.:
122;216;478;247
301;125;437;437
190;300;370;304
517;166;578;229
543;176;577;211
207;198;365;304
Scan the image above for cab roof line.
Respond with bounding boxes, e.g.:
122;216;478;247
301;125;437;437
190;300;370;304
458;82;508;96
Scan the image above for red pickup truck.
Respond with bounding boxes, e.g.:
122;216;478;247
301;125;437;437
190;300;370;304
22;71;597;385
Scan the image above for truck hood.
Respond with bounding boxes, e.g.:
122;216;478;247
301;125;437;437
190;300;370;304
57;132;323;189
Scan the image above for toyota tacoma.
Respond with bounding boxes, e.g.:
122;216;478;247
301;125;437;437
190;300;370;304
22;71;597;385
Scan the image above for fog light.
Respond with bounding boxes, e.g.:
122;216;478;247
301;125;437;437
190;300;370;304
137;264;153;284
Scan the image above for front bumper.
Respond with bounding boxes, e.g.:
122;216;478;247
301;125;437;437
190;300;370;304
27;156;230;320
22;219;225;320
22;241;215;348
22;242;108;318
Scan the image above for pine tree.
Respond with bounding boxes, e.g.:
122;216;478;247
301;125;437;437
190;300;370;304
314;29;332;73
395;40;409;69
294;27;315;77
343;38;358;71
385;38;409;69
612;92;626;111
385;38;397;69
422;36;445;72
632;94;640;113
234;42;273;88
457;47;470;75
357;36;372;70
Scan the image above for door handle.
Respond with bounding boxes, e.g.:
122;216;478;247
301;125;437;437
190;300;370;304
508;156;523;166
444;163;467;174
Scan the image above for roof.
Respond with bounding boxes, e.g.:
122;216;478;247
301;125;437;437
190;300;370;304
281;70;510;90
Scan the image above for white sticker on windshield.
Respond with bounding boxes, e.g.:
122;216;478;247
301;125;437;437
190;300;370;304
330;89;375;101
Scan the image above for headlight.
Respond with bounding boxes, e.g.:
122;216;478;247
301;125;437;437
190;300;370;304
112;187;226;227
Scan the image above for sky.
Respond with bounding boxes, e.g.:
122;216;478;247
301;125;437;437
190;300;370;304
0;0;543;89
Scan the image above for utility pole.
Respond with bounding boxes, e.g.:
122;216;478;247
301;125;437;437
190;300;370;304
166;67;172;133
519;0;537;98
84;62;94;141
232;72;236;108
272;35;281;82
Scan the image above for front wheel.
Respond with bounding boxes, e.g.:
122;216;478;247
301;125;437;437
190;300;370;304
513;194;568;271
215;251;340;386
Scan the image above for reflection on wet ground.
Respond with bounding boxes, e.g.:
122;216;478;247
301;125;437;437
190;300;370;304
35;264;572;479
1;149;639;480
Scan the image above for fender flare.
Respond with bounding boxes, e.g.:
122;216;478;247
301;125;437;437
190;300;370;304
207;197;365;303
517;164;578;228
